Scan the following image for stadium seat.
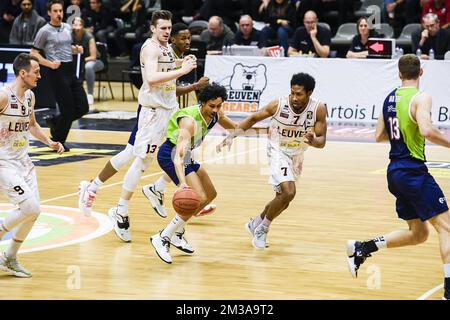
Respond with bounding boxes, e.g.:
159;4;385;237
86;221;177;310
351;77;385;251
354;0;384;18
396;23;422;47
331;23;357;46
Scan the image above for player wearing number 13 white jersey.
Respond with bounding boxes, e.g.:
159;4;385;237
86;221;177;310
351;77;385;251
218;73;327;249
0;53;64;278
106;10;197;243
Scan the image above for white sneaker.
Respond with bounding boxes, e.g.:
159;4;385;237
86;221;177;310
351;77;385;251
194;204;216;217
78;180;96;216
87;94;94;105
150;232;172;264
245;218;258;237
142;184;167;218
0;252;32;277
108;207;131;242
252;224;269;249
170;228;194;254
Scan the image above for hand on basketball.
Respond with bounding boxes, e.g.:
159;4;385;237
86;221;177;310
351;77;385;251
49;141;65;154
216;136;233;153
178;182;190;190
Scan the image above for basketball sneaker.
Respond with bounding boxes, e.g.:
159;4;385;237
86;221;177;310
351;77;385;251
142;184;167;218
252;224;269;249
346;240;372;278
245;218;258;236
150;232;172;264
0;252;32;277
108;207;131;242
170;228;194;254
194;204;216;217
78;180;96;216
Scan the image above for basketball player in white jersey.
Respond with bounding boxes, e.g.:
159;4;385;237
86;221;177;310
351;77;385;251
0;53;64;277
106;10;197;244
218;73;327;248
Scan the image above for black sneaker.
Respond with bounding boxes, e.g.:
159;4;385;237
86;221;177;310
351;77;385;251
444;278;450;300
61;143;70;152
346;240;372;278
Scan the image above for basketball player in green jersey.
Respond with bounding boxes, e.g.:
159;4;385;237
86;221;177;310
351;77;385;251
150;83;237;264
347;54;450;300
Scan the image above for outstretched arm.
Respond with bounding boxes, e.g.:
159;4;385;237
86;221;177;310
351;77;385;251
174;117;195;188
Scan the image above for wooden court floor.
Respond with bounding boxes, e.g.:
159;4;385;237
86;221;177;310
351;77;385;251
0;127;449;300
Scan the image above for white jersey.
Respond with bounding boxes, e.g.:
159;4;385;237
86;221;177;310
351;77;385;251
0;86;33;160
138;38;178;110
268;95;320;157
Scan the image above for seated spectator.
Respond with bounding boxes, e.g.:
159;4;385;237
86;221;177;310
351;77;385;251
9;0;46;45
422;0;450;29
114;0;147;57
198;0;244;32
412;12;450;59
234;15;262;47
200;16;235;52
288;10;331;57
299;0;355;27
384;0;421;36
259;0;297;56
346;17;381;59
84;0;115;45
0;0;21;43
72;16;104;105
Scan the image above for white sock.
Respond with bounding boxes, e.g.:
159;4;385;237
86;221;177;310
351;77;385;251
161;215;185;239
88;177;103;193
444;264;450;278
261;216;272;228
6;239;22;259
117;198;129;216
253;215;263;226
154;175;168;192
374;236;387;249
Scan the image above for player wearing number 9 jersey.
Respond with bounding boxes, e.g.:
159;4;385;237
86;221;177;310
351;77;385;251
0;53;64;278
346;54;450;300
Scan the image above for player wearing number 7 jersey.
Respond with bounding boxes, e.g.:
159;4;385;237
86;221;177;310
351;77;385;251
346;54;450;300
217;73;327;249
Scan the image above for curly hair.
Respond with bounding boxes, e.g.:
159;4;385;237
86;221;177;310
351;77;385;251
197;83;228;104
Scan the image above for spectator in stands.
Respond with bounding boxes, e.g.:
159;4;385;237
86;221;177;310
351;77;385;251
200;16;235;52
9;0;46;45
234;14;262;47
114;0;147;57
412;12;450;59
84;0;115;45
384;0;422;37
422;0;450;29
198;0;245;32
288;10;331;57
0;0;21;43
259;0;297;55
299;0;355;27
72;16;104;105
346;16;381;59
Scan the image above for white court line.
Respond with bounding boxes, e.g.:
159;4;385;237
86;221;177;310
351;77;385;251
417;283;444;300
40;146;263;204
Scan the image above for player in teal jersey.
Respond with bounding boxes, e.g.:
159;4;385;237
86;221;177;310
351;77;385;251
150;83;237;264
347;54;450;300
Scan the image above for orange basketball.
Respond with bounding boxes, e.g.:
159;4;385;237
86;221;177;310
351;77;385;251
172;188;200;215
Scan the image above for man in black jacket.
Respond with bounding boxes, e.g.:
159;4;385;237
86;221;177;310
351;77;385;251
412;13;450;60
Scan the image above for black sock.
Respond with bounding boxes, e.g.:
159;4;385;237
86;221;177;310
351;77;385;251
362;240;379;254
445;278;450;299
